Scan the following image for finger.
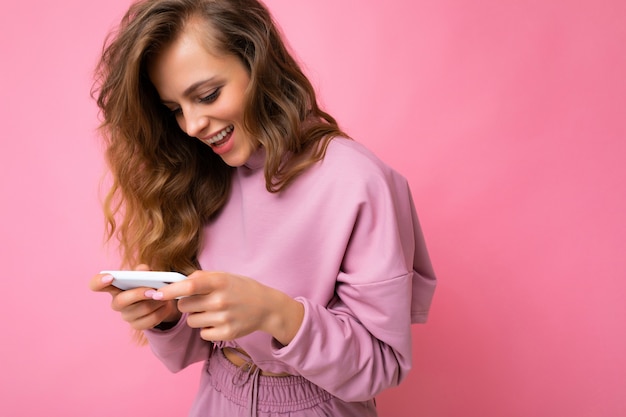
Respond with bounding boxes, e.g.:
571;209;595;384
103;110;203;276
184;311;236;341
89;273;122;297
110;287;157;312
123;303;171;330
150;271;222;301
185;309;229;329
176;293;211;314
120;299;165;323
199;325;237;342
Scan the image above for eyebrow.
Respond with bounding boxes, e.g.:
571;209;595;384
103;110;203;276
160;77;218;105
183;77;217;97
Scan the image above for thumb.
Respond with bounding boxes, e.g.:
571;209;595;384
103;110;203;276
89;272;122;298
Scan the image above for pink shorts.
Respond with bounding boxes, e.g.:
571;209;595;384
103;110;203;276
187;348;378;417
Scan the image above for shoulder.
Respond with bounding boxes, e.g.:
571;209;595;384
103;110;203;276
323;138;387;170
320;138;408;189
283;137;410;206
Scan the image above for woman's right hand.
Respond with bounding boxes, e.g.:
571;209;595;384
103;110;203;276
89;264;182;330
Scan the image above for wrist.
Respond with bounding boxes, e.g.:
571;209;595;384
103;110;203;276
154;320;179;331
264;291;304;347
156;301;182;329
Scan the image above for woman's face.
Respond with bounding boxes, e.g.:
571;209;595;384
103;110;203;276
149;21;256;167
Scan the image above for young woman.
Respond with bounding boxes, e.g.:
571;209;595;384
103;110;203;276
89;0;436;416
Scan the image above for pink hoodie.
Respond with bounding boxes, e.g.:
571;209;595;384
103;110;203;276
145;138;436;403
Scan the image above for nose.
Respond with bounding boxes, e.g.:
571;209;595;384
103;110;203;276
181;105;209;138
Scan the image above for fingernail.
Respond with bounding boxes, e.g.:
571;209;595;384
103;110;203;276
145;289;157;298
152;292;164;300
101;274;114;284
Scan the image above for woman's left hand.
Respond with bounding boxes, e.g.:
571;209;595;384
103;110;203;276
149;270;304;346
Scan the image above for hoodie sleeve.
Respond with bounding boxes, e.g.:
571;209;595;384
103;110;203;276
271;169;436;402
143;313;211;373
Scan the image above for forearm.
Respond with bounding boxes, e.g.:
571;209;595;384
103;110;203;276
261;288;305;347
271;296;412;402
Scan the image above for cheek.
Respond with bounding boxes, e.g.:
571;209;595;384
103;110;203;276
175;116;187;133
229;80;250;118
217;99;245;122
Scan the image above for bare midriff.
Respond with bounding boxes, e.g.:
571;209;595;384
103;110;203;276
222;346;292;377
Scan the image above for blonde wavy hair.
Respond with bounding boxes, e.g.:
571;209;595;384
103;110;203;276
93;0;346;273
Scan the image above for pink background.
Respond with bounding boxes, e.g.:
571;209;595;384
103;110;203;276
1;1;624;416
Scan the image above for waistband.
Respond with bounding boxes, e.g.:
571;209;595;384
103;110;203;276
207;347;334;416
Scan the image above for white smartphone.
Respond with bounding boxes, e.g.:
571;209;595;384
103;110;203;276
101;270;186;290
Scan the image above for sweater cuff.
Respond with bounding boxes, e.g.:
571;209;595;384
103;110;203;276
270;297;311;357
145;313;188;336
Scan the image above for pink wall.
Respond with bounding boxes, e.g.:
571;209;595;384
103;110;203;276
1;1;624;416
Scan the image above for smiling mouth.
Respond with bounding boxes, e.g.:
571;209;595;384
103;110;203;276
203;125;233;146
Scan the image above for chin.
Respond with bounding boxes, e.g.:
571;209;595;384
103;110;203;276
219;152;251;167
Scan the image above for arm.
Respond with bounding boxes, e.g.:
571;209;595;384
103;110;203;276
89;268;210;372
272;172;436;401
272;277;414;402
143;151;436;396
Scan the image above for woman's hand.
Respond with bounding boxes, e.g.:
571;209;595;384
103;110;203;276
89;264;182;330
149;271;304;346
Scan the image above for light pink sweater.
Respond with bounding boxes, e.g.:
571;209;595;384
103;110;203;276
145;138;436;402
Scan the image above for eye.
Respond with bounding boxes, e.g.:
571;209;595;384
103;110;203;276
199;87;221;104
163;104;182;117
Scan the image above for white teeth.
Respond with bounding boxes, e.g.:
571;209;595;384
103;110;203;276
207;126;233;144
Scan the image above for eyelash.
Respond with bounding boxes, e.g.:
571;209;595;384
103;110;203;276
167;87;222;116
199;88;221;104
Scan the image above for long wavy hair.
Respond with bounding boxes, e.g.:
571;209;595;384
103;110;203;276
93;0;346;273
